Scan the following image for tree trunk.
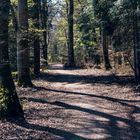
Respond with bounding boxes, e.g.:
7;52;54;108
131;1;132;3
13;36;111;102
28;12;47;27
67;0;75;67
17;0;33;87
33;0;40;76
102;30;112;70
132;0;140;81
42;0;48;64
0;0;23;117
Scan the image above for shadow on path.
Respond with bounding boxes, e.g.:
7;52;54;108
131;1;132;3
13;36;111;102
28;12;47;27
17;64;139;139
21;96;140;140
8;118;91;140
35;87;140;104
40;72;135;86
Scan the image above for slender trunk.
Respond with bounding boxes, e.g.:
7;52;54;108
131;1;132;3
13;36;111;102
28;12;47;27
0;0;23;117
102;30;112;70
33;0;40;76
132;1;140;81
34;36;40;76
17;0;33;87
42;0;48;64
67;0;75;67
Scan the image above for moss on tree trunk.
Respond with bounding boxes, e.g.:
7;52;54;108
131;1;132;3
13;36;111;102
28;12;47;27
0;64;23;117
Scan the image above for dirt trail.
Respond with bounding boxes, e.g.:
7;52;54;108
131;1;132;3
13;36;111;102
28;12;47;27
0;64;140;140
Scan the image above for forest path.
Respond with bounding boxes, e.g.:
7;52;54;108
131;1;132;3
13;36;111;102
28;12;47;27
1;64;140;140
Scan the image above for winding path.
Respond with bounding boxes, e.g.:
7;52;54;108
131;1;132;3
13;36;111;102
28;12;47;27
0;64;140;140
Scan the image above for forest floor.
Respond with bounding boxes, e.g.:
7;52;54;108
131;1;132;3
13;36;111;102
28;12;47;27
0;64;140;140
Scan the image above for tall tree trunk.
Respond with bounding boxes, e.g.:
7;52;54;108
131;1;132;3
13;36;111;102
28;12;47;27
133;7;138;79
102;30;112;70
0;0;23;117
42;0;48;64
17;0;33;87
33;0;40;76
67;0;75;67
132;0;140;81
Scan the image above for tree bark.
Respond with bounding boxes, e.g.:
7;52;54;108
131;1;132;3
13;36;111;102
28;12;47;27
67;0;75;67
102;30;112;70
17;0;33;87
33;0;40;76
132;0;140;81
41;0;48;64
0;0;23;117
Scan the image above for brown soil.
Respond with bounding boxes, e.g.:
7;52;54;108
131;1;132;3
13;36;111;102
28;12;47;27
0;64;140;140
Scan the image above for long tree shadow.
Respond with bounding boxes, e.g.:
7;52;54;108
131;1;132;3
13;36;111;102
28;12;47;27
8;118;92;140
35;87;140;104
24;65;139;139
21;97;140;125
21;97;140;140
40;72;135;86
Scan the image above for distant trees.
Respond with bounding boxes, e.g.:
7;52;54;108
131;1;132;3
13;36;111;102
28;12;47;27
75;0;97;66
8;0;140;76
93;0;113;70
0;0;23;117
92;0;140;77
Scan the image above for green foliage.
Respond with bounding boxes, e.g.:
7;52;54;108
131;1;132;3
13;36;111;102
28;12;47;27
0;88;8;109
9;0;139;71
0;87;13;117
12;72;17;79
93;0;117;35
74;1;98;65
